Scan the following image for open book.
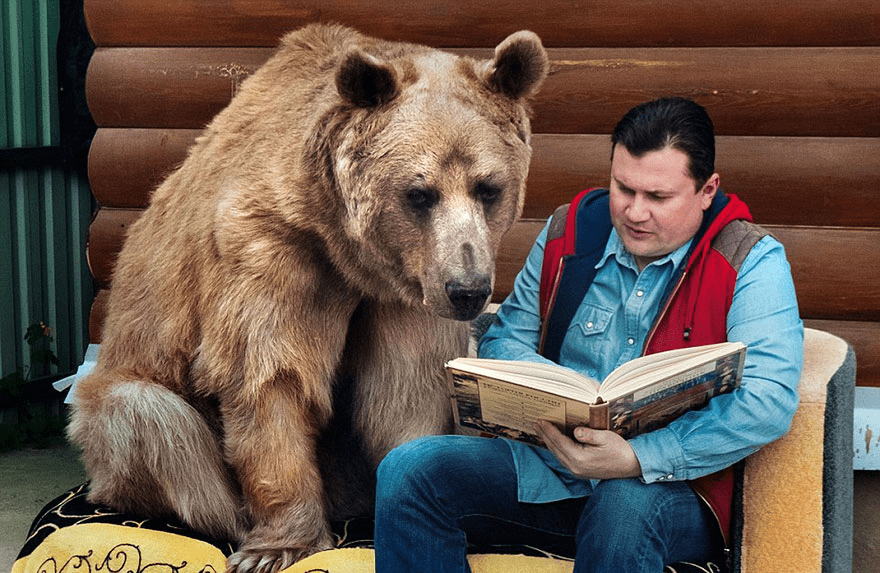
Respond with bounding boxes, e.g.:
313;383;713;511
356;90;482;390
446;341;745;445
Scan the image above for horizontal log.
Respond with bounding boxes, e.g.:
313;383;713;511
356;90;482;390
89;128;880;227
83;0;880;48
761;225;880;323
88;128;197;207
86;48;270;130
87;208;880;323
493;219;547;302
85;46;880;137
804;319;880;389
87;208;137;289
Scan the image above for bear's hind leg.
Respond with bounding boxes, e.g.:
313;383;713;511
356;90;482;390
68;376;246;541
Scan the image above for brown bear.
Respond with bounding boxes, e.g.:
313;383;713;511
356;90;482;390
67;23;548;573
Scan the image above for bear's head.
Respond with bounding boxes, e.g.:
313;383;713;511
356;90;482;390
324;30;549;321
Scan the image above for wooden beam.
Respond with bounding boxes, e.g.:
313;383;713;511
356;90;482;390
805;320;880;389
88;128;880;228
83;0;880;48
85;47;880;137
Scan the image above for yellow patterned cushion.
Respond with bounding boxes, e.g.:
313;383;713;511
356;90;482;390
13;484;720;573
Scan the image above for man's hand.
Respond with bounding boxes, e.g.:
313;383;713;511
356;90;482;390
533;420;642;480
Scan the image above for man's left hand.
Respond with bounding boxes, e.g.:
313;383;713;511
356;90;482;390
533;420;642;480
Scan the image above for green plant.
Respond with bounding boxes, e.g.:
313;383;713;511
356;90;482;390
0;322;65;451
0;322;60;396
25;322;60;376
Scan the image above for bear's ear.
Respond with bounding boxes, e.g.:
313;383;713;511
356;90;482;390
484;30;549;101
336;50;399;108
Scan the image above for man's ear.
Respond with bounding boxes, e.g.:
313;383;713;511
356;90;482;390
700;173;720;210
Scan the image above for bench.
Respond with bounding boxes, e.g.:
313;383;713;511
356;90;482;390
15;0;877;572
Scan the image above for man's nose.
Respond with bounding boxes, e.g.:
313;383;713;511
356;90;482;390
627;194;650;221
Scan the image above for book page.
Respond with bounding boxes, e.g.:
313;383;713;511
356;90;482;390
478;379;567;432
448;369;595;446
600;342;744;396
602;346;707;387
447;357;600;396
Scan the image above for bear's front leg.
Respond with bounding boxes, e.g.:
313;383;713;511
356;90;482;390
350;300;469;462
224;373;336;573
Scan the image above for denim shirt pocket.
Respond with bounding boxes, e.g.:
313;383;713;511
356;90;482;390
560;304;616;375
572;304;614;338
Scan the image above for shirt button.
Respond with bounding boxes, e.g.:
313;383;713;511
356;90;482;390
636;290;644;297
627;338;635;345
587;321;594;329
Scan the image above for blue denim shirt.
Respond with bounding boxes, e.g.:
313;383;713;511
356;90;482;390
478;223;803;503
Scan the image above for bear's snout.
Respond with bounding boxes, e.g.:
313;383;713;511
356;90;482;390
445;276;492;321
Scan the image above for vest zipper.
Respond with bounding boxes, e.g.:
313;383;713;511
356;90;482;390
642;268;688;354
645;262;733;549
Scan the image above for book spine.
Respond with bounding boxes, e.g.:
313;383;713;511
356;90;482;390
589;401;610;431
445;369;464;428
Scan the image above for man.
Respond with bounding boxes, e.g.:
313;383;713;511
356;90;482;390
373;97;803;572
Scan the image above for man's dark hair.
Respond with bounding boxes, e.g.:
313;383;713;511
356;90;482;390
611;97;715;189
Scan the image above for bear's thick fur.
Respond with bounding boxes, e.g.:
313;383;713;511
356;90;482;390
68;24;547;573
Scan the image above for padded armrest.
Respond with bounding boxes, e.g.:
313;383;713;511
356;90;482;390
737;328;855;573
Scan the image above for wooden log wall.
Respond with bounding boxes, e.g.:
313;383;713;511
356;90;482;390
83;0;880;387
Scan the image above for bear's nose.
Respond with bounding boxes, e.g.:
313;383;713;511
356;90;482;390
445;277;492;321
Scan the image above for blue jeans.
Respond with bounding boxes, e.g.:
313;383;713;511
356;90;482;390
374;435;724;573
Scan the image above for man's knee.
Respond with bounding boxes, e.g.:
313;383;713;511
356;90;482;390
580;478;706;542
378;437;432;489
376;435;463;502
583;478;695;527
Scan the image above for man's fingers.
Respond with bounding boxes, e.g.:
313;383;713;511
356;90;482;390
573;426;598;444
534;420;571;455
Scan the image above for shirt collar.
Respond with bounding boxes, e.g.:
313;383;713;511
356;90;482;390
597;228;693;273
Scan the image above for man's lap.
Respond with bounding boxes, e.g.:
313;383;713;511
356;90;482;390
375;434;720;558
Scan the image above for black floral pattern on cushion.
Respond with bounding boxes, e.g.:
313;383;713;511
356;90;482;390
19;483;234;560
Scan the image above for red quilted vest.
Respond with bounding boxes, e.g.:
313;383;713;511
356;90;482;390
538;187;763;546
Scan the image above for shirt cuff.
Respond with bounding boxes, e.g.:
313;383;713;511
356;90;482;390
629;427;688;483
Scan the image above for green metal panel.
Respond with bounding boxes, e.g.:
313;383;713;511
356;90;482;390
2;0;60;148
1;0;92;381
0;165;92;381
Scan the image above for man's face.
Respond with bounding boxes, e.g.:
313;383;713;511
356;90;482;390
609;145;719;270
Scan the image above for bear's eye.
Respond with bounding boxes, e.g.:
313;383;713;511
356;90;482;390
406;186;439;216
474;181;502;206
